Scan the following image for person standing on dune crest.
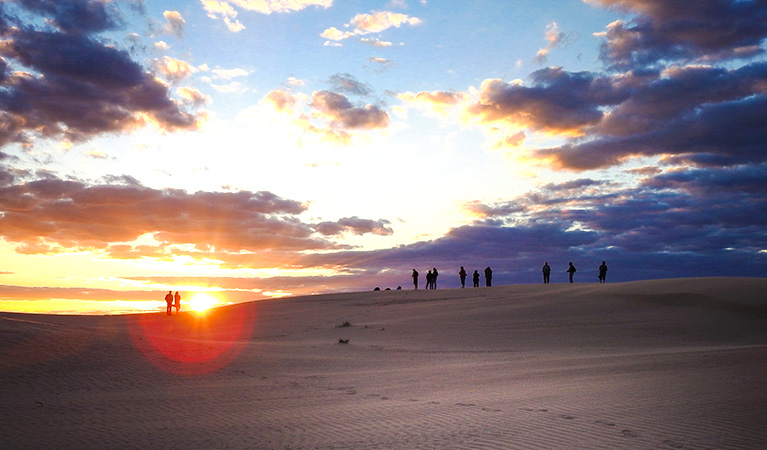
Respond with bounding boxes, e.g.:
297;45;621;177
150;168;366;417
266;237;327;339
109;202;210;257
412;269;419;290
459;266;467;288
165;291;173;315
542;262;551;284
598;261;608;283
174;291;181;314
567;262;577;283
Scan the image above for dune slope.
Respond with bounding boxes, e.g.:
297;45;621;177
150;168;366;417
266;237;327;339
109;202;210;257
1;278;766;449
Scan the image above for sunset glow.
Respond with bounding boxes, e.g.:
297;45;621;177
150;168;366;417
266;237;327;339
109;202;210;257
0;0;766;315
187;294;220;313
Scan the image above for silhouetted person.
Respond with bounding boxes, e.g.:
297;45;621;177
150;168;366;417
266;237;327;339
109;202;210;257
412;269;419;290
164;291;173;315
426;270;434;289
598;261;608;283
567;262;576;283
484;266;492;287
542;262;551;284
473;270;480;287
459;266;467;288
174;291;181;314
432;267;439;289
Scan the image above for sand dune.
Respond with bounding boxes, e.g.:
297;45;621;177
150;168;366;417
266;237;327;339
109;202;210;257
1;277;766;449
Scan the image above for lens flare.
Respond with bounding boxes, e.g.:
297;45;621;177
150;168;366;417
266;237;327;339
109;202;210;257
127;302;256;376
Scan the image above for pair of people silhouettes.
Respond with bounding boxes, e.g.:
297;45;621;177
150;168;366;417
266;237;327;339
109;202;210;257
464;267;490;287
165;291;181;315
412;268;439;289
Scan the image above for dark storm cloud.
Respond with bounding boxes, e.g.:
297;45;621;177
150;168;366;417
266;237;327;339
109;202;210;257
469;67;627;135
0;1;201;146
13;0;120;34
536;92;767;170
590;0;767;67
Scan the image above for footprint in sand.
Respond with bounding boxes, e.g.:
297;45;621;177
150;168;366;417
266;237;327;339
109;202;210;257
663;440;684;448
559;414;576;420
595;419;616;427
622;429;639;438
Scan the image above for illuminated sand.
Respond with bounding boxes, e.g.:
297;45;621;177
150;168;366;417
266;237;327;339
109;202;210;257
2;278;766;449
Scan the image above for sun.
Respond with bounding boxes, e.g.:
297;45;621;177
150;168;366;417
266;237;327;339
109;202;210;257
187;293;219;312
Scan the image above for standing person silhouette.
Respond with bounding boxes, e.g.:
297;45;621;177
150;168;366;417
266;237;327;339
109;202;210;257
598;261;608;283
484;266;493;287
459;266;467;288
542;262;551;284
164;291;173;315
426;270;434;289
412;269;419;290
473;270;480;287
567;262;577;283
174;291;181;314
432;267;439;289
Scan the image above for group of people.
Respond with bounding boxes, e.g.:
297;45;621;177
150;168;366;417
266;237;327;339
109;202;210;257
164;291;182;315
542;261;608;284
412;266;494;289
411;260;609;290
412;267;440;289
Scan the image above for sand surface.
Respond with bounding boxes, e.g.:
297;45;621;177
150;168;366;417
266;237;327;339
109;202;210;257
2;278;766;449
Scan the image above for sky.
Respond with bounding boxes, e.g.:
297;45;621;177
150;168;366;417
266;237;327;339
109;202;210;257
0;0;766;314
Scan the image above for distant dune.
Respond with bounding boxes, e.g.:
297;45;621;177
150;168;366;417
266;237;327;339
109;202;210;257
2;278;766;449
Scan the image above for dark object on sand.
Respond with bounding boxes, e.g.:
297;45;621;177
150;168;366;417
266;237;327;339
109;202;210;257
338;339;349;344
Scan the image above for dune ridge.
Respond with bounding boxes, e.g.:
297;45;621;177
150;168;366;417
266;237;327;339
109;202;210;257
1;277;766;449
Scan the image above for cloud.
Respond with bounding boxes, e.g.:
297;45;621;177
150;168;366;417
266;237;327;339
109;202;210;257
533;22;579;65
203;0;332;31
211;67;250;80
201;0;245;32
367;57;395;73
588;0;767;67
177;87;212;106
467;68;622;136
296;164;767;285
536;88;767;171
309;90;389;130
262;89;298;112
398;90;469;116
0;166;399;272
327;73;373;96
350;10;422;33
156;56;196;83
0;173;324;254
460;58;767;171
314;217;394;236
230;0;332;14
359;38;394;47
258;88;390;145
0;3;202;147
321;10;422;43
163;10;186;37
11;0;120;35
